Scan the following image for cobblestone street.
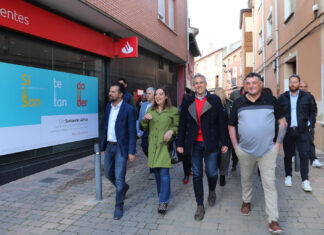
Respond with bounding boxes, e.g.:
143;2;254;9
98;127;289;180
1;143;324;235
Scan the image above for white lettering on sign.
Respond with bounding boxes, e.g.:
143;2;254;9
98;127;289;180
0;8;29;25
121;41;134;54
53;78;67;107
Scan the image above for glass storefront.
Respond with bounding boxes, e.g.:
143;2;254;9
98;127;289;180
0;28;106;158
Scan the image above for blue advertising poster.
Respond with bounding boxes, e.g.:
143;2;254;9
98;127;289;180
0;62;99;155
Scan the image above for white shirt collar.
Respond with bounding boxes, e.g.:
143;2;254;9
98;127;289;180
111;100;123;109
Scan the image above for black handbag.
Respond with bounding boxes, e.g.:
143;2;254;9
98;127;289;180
168;140;182;164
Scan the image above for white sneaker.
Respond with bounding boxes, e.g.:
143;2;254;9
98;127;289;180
302;180;312;192
285;176;292;187
292;156;295;163
312;159;323;168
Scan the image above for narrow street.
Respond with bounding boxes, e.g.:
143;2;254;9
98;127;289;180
1;143;323;235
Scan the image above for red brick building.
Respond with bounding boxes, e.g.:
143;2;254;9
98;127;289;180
0;0;189;184
223;45;243;96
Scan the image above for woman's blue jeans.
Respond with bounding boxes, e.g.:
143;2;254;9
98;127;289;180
153;168;171;204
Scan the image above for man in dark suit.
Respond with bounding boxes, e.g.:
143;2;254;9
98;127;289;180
177;73;228;221
101;82;137;220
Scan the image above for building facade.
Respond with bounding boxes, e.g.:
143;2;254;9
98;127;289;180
195;48;224;90
0;0;188;184
240;8;254;80
223;46;243;95
250;0;324;150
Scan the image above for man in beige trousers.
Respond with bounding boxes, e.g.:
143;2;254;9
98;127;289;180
228;72;287;234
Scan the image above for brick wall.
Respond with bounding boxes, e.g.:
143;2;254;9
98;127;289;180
84;0;187;61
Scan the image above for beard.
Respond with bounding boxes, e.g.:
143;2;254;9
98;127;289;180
289;86;299;92
109;96;117;102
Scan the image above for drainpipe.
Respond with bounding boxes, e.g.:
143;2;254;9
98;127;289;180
252;5;255;71
275;0;280;95
262;0;266;85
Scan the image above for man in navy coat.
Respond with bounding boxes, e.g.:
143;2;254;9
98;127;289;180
101;82;137;220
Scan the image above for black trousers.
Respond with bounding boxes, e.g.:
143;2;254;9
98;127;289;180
182;153;191;177
283;128;310;181
141;131;153;173
309;128;317;163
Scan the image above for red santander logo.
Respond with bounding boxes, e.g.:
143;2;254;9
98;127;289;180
77;81;87;107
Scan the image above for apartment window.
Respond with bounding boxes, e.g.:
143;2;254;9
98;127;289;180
255;0;262;11
266;7;273;44
284;0;295;23
232;67;237;87
158;0;165;22
245;17;253;32
240;64;243;78
258;30;263;54
168;0;175;30
233;55;237;62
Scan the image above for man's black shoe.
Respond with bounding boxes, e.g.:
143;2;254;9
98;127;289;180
194;205;205;221
208;190;216;206
124;184;130;199
113;206;123;220
220;175;226;186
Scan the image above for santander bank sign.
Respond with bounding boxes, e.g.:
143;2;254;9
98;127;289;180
0;7;29;25
0;0;138;59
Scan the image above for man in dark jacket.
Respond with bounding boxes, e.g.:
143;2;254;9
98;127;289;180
299;81;322;168
177;73;228;221
278;75;317;192
118;78;137;112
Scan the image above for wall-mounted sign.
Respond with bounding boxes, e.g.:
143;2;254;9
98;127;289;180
0;0;138;59
0;62;98;155
114;37;138;58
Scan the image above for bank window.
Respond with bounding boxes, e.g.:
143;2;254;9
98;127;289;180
266;7;273;44
284;0;295;23
158;0;165;22
168;0;175;30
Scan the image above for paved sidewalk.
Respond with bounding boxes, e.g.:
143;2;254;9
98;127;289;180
0;143;324;235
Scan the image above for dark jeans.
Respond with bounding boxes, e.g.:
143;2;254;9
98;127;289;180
283;128;310;181
182;153;191;177
104;143;127;208
191;141;219;206
141;131;153;173
153;168;171;204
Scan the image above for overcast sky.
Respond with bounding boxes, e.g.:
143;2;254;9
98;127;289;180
188;0;248;57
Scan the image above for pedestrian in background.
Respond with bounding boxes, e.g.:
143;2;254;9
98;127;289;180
278;75;317;192
228;72;287;234
118;78;137;112
214;87;233;186
140;87;179;214
137;87;155;179
177;73;228;221
299;81;322;168
179;94;192;185
100;82;137;220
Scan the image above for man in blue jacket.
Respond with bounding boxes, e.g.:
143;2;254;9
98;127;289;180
101;82;137;220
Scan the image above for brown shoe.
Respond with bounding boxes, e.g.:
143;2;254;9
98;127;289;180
268;221;283;234
241;202;251;215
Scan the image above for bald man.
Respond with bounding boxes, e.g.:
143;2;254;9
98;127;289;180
299;81;322;168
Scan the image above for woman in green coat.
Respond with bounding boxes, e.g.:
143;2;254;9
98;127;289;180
140;87;179;214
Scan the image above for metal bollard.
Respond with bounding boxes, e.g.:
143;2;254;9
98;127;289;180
94;143;102;201
295;146;300;172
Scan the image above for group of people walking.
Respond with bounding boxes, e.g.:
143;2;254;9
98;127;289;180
100;73;321;234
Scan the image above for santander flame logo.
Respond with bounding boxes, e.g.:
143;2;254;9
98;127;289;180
121;41;134;54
